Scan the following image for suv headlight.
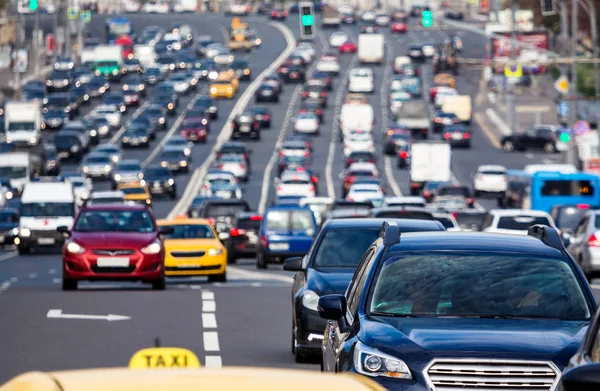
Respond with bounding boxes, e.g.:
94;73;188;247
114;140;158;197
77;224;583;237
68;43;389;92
141;240;161;255
302;289;320;311
66;241;86;254
19;228;31;237
353;341;412;379
208;248;223;256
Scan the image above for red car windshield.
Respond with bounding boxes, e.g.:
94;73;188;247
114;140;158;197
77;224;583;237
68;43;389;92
74;210;155;233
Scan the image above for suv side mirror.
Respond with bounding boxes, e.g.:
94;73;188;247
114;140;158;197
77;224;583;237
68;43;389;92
561;364;600;391
318;294;346;321
283;256;303;271
158;226;174;235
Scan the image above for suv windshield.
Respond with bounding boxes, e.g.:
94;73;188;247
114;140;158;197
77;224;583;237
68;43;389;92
21;202;74;217
74;210;154;232
314;228;380;268
370;253;591;320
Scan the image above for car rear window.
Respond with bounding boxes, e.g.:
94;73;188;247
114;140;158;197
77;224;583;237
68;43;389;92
438;187;470;197
265;210;315;231
205;204;249;217
554;207;589;231
435;217;455;229
497;216;550;230
455;212;486;231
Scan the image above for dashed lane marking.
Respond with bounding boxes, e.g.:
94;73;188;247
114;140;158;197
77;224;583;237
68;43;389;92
474;112;502;149
202;313;218;328
201;289;222;366
380;39;401;196
0;251;17;263
202;300;216;312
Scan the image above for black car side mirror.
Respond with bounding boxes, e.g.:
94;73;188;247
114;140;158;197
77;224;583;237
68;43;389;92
561;363;600;391
283;256;303;271
158;226;174;235
57;226;70;236
318;294;347;321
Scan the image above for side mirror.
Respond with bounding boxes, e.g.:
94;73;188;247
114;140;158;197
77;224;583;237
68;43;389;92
283;256;303;271
57;226;70;235
560;363;600;391
158;226;174;235
318;294;347;321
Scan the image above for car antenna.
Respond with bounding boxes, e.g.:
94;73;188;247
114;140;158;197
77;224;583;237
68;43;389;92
154;337;161;348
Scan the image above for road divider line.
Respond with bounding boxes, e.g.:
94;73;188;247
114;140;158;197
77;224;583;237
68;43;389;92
202;291;214;300
168;22;297;219
201;289;221;366
380;40;401;197
108;102;150;144
227;266;294;283
474;111;502;149
202;313;217;328
0;280;11;293
205;356;223;367
202;300;216;312
0;251;17;263
485;108;512;136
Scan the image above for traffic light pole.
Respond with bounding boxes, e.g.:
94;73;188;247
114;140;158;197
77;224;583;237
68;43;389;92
505;0;517;133
33;8;40;76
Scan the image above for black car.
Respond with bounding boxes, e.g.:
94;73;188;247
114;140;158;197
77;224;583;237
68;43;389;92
341;12;356;23
230;59;252;81
103;92;126;113
217;142;252;165
194;96;218;119
257;2;273;14
153;93;177;116
0;208;19;246
44;93;73;118
46;70;73;92
501;125;564;153
345;150;376;168
369;206;435;220
22;89;47;103
129;116;156;140
122;58;143;74
433;110;460;132
231;112;261;140
299;99;325;123
87;77;109;97
396;143;411;168
434;184;475;207
159;149;189;173
142;165;176;199
223;211;263;263
121;127;151;148
309;71;333;91
195;35;215;56
255;84;280;103
54;131;84;162
143;67;163;85
277;155;310;177
43;145;61;176
360;20;380;33
270;7;287;20
123;74;146;96
285;64;306;83
442;124;471;148
247;106;272;128
195;199;251;240
145;105;168;130
445;9;464;20
301;85;327;107
284;218;445;362
263;73;284;94
407;43;425;61
69;85;90;105
42;108;68;130
383;128;411;155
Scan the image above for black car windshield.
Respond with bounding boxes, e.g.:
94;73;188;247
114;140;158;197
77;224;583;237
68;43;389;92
370;253;591;320
144;168;170;178
438;187;469;197
206;204;248;217
21;202;74;217
0;211;18;223
0;167;26;179
314;228;380;268
116;163;141;171
74;210;154;232
497;216;551;230
161;224;215;239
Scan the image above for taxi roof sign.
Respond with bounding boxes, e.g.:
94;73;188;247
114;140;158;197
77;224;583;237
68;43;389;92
129;347;201;369
504;64;522;78
232;17;240;27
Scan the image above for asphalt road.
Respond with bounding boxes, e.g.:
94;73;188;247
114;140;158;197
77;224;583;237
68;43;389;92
0;12;595;381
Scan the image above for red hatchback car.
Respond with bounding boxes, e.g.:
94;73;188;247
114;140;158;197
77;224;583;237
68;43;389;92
338;40;357;54
391;21;407;33
58;204;173;291
180;119;208;143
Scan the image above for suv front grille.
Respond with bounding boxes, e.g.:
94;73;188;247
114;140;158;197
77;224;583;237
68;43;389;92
424;358;560;391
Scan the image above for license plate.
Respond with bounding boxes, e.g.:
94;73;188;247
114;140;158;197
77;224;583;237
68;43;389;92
154;183;161;188
130;140;139;145
269;243;289;251
58;152;69;158
452;133;463;140
169;164;179;170
38;238;56;245
97;257;130;267
241;125;250;132
216;191;231;198
290;72;298;77
309;92;319;98
248;235;258;244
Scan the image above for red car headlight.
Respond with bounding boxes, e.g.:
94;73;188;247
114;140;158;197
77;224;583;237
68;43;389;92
141;240;162;255
66;241;86;254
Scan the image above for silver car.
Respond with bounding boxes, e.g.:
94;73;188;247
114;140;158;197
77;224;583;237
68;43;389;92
82;152;114;179
112;159;143;189
214;154;248;182
567;209;600;281
94;144;122;164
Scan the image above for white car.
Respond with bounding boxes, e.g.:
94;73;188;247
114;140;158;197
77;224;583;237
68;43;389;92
316;60;341;75
329;31;349;47
344;131;375;157
474;165;507;196
375;13;391;26
296;42;316;59
346;183;384;203
361;10;376;21
422;43;436;57
170;75;190;94
215;155;248;181
280;141;310;158
393;56;411;73
293;49;312;64
294;113;320;135
214;50;234;65
206;44;226;59
383;196;426;208
276;173;315;198
227;3;250;15
143;0;169;13
200;171;238;195
348;68;374;93
390;92;412;114
434;87;458;108
86;191;126;205
481;209;556;236
433;212;461;231
347;162;378;177
94;104;121;128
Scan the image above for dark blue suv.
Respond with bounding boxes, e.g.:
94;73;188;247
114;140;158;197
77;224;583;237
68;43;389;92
319;224;597;389
257;204;316;269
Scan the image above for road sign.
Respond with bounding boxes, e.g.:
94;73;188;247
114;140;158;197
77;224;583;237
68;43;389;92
558;101;569;118
573;120;591;136
554;75;569;94
12;48;28;73
67;7;79;20
80;10;91;23
504;64;522;78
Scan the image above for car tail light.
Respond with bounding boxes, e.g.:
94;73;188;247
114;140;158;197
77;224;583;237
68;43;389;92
304;151;310;157
261;235;268;248
250;215;263;221
434;117;441;123
263;114;270;120
230;228;247;237
207;218;215;226
464;133;471;139
320;91;327;97
240;164;246;169
246;5;251;12
316;109;323;115
348;197;355;202
283;10;288;16
466;198;474;205
302;91;308;98
589;233;600;247
451;212;457;219
423;190;431;198
453;118;460;123
308;185;314;192
347;158;354;164
444;133;451;139
299;109;307;113
399;151;408;159
279;151;285;157
271;10;277;15
216;164;224;169
311;176;318;183
578;204;590;209
277;185;283;192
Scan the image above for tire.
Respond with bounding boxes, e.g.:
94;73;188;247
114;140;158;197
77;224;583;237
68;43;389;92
544;142;556;153
62;277;78;291
256;252;267;269
152;275;166;290
502;140;515;152
170;191;177;200
17;246;29;255
208;272;227;283
295;347;311;364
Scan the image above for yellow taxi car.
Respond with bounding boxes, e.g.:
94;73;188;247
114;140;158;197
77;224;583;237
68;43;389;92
0;348;385;391
157;216;227;282
433;73;456;88
116;182;152;207
344;93;368;104
209;73;238;99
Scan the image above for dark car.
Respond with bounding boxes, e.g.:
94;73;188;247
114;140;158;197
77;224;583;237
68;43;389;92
369;206;435;220
257;2;273;14
501;125;565;153
551;204;597;246
129;116;155;140
0;208;19;246
46;70;73;92
42;108;69;130
217;142;252;167
145;105;168;130
285;65;306;83
121;126;151;149
54;131;84;162
301;85;327;107
194;96;218;119
433;110;460;132
345;150;376;168
309;71;333;91
360;20;380;33
196;199;251;240
442;124;471;148
69;84;90;105
154;93;177;117
123;89;140;106
103;92;126;113
285;218;445;362
158;148;189;173
270;7;287;20
383;128;411;155
255;84;280;103
434;184;475;207
143;67;163;85
299;99;325;123
396;143;411;169
122;58;143;74
231;112;261;140
87;77;110;97
230;59;252;81
407;43;425;61
142;165;176;199
320;224;596;388
43;145;61;176
263;73;284;94
223;212;263;263
445;9;464;19
247;106;272;128
44;93;73;117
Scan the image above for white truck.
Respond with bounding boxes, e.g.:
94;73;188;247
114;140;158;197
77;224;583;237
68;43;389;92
81;47;96;67
441;95;472;124
409;141;452;196
133;44;157;67
4;101;42;146
358;33;384;64
0;152;32;193
93;45;123;65
395;100;432;139
321;5;341;28
339;103;374;140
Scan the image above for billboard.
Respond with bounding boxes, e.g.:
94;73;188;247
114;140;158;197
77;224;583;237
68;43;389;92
490;31;550;74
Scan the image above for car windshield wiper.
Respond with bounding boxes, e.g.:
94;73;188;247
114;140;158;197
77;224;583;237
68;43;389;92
370;311;418;318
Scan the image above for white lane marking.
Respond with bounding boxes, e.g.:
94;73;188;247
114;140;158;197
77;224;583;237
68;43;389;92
107;102;151;144
325;31;357;198
203;331;220;351
202;291;215;300
202;313;218;328
168;22;297;218
0;280;11;293
202;300;216;312
487;92;497;104
485;108;512;136
46;309;131;321
9;276;17;283
227;266;294;283
29;273;37;279
0;251;17;263
592;284;600;289
251;282;261;287
205;355;222;368
48;269;57;274
52;278;61;284
380;40;401;196
142;89;207;167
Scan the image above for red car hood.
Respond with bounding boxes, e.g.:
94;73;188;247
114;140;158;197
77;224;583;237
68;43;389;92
71;232;158;249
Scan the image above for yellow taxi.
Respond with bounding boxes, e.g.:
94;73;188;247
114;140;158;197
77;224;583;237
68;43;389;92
433;73;456;88
344;93;368;104
116;182;152;207
157;216;227;282
0;348;385;391
209;73;238;99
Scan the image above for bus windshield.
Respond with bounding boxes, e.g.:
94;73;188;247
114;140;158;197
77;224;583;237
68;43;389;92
530;173;600;213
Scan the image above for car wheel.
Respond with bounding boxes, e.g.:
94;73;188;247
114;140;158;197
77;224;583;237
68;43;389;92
256;252;267;269
502;140;515;152
208;272;227;283
295;347;311;364
17;246;29;255
544;142;556;153
152;275;166;290
170;191;177;200
291;323;297;354
62;277;78;291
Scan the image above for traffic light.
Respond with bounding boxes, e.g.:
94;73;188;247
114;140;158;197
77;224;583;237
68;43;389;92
559;132;571;143
29;0;38;11
299;2;314;39
541;0;556;15
421;9;433;27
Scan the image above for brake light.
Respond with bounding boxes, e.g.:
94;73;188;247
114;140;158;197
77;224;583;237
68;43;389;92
283;10;288;16
263;114;270;120
348;197;355;201
239;164;247;169
217;164;224;169
304;151;310;157
423;190;431;198
466;198;474;205
207;218;215;226
464;133;471;139
320;91;327;97
434;117;441;123
347;159;354;164
261;235;268;248
279;151;285;157
230;228;247;237
589;233;600;247
443;133;451;139
299;109;307;113
311;176;318;183
399;151;408;159
271;10;277;15
308;185;314;192
277;185;283;192
302;91;308;97
451;212;457;219
316;109;323;115
250;215;263;221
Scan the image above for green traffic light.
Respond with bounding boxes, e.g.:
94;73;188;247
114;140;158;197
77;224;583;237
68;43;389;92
29;0;38;11
301;14;314;26
422;10;433;27
559;132;571;143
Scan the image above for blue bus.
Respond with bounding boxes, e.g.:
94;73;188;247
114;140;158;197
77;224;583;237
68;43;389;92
105;17;133;44
526;171;600;213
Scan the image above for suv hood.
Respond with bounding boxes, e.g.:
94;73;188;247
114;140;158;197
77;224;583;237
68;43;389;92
306;267;354;295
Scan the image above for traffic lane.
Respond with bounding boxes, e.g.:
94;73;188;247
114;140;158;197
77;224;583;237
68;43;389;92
0;286;208;382
216;285;316;369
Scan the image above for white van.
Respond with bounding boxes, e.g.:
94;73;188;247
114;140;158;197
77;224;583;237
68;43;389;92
339;103;374;139
0;152;31;193
348;68;375;93
133;45;157;68
16;181;76;254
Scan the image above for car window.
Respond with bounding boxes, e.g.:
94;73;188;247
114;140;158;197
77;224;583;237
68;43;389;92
370;253;591;320
161;224;215;239
554;207;588;231
497;216;550;230
291;210;315;231
266;210;289;230
313;229;380;268
347;248;376;318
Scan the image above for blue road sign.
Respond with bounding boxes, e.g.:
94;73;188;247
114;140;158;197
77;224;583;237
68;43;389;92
80;10;91;23
558;101;569;118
